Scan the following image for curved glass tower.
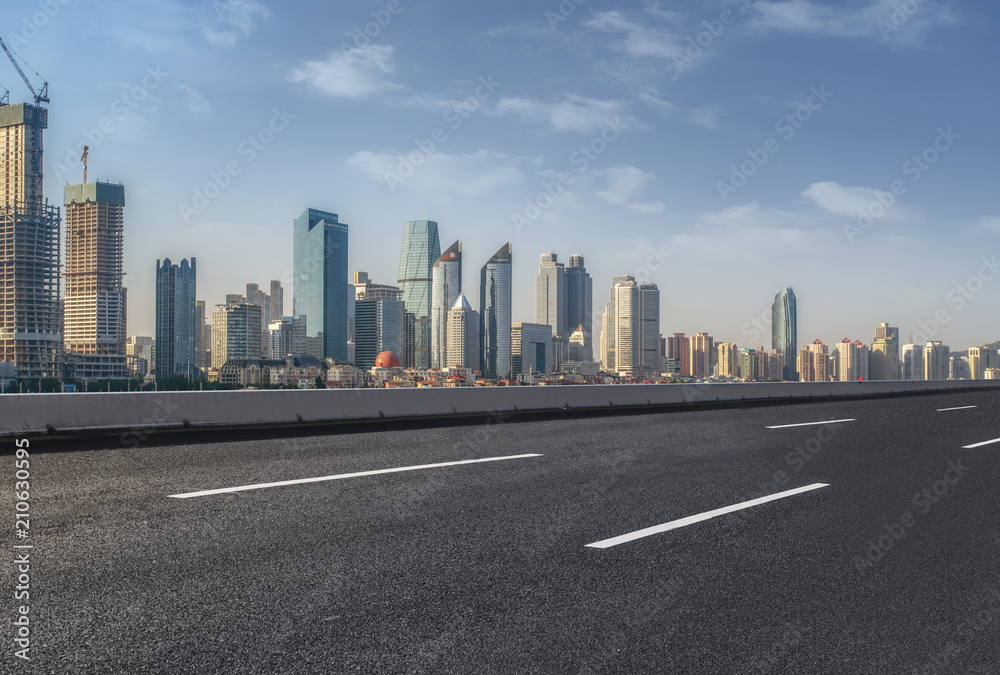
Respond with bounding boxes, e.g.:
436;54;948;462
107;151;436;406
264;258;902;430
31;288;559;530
397;221;440;370
480;243;512;380
771;287;798;381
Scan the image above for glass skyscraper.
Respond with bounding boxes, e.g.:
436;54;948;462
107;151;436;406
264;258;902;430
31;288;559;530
155;257;197;379
292;208;349;362
397;220;440;370
566;254;593;338
480;243;512;380
771;287;798;381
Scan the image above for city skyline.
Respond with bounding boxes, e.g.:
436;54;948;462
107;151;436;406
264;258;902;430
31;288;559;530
3;0;999;350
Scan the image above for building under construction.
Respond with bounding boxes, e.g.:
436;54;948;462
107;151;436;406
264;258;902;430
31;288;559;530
0;101;61;380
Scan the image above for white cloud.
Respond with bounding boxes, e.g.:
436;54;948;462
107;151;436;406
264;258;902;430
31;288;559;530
491;95;626;133
751;0;956;44
687;105;722;129
802;181;908;220
204;0;271;47
174;84;213;115
289;45;402;100
595;165;665;214
628;201;665;214
584;10;682;59
347;149;528;199
971;216;1000;235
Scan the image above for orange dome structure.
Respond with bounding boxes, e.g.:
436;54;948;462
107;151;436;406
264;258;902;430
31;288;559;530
375;351;401;368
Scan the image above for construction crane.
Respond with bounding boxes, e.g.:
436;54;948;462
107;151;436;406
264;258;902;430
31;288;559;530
0;36;48;106
81;146;89;183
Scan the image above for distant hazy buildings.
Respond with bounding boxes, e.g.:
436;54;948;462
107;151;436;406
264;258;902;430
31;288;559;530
689;332;714;379
211;303;263;369
968;346;997;380
607;280;660;376
355;276;405;370
569;325;592;363
293;208;348;361
566;254;593;347
397;220;440;370
834;339;860;382
772;287;798;381
600;274;634;371
666;333;690;377
63;181;127;380
480;243;512;380
870;323;900;381
799;340;829;382
717;342;738;378
431;240;462;369
536;252;567;351
902;342;925;380
155;257;197;378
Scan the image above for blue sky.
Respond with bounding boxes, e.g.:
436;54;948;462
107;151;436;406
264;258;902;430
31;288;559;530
5;0;999;349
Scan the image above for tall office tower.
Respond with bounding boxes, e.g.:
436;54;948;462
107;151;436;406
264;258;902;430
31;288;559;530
397;220;440;370
667;333;691;377
245;283;271;357
924;342;950;380
834;338;860;382
950;356;970;380
756;347;771;381
268;318;294;360
430;240;462;368
902;342;925;380
688;332;714;378
225;293;244;308
195;300;209;370
536;252;567;339
269;280;283;323
402;312;415;369
155;257;197;379
798;339;829;382
717;343;738;377
1;102;61;379
611;280;638;375
638;283;660;373
600;274;634;371
210;303;263;369
870;323;900;380
739;348;760;381
445;293;479;370
511;322;554;377
569;325;592;362
62;181;126;379
480;243;512;380
355;281;405;369
855;340;870;380
293;208;348;361
771;287;798;381
968;346;996;380
566;254;593;342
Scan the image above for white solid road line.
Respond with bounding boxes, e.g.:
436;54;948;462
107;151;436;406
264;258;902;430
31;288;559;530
938;406;978;412
766;419;855;429
962;438;1000;449
585;483;830;549
168;454;543;499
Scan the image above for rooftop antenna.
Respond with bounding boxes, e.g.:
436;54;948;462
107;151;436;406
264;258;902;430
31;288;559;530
81;146;89;183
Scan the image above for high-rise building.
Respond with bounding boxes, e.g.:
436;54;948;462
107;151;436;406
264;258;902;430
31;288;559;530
667;333;690;377
924;342;950;381
871;323;900;380
855;340;870;380
402;312;415;369
512;322;553;377
480;243;512;380
639;284;660;373
834;338;860;382
126;336;154;377
600;274;634;371
430;240;462;369
612;280;640;376
155;257;197;379
717;342;738;378
566;254;593;342
968;346;997;380
195;300;209;370
397;220;440;370
211;303;263;369
355;281;405;369
536;252;567;339
62;181;127;379
799;339;829;382
902;342;924;380
771;287;797;381
269;318;294;360
569;325;592;363
269;280;283;323
1;102;61;379
739;348;760;381
445;293;479;370
688;332;714;378
293;208;348;361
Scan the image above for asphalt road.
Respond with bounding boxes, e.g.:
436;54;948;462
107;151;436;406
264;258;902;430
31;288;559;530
5;389;1000;674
